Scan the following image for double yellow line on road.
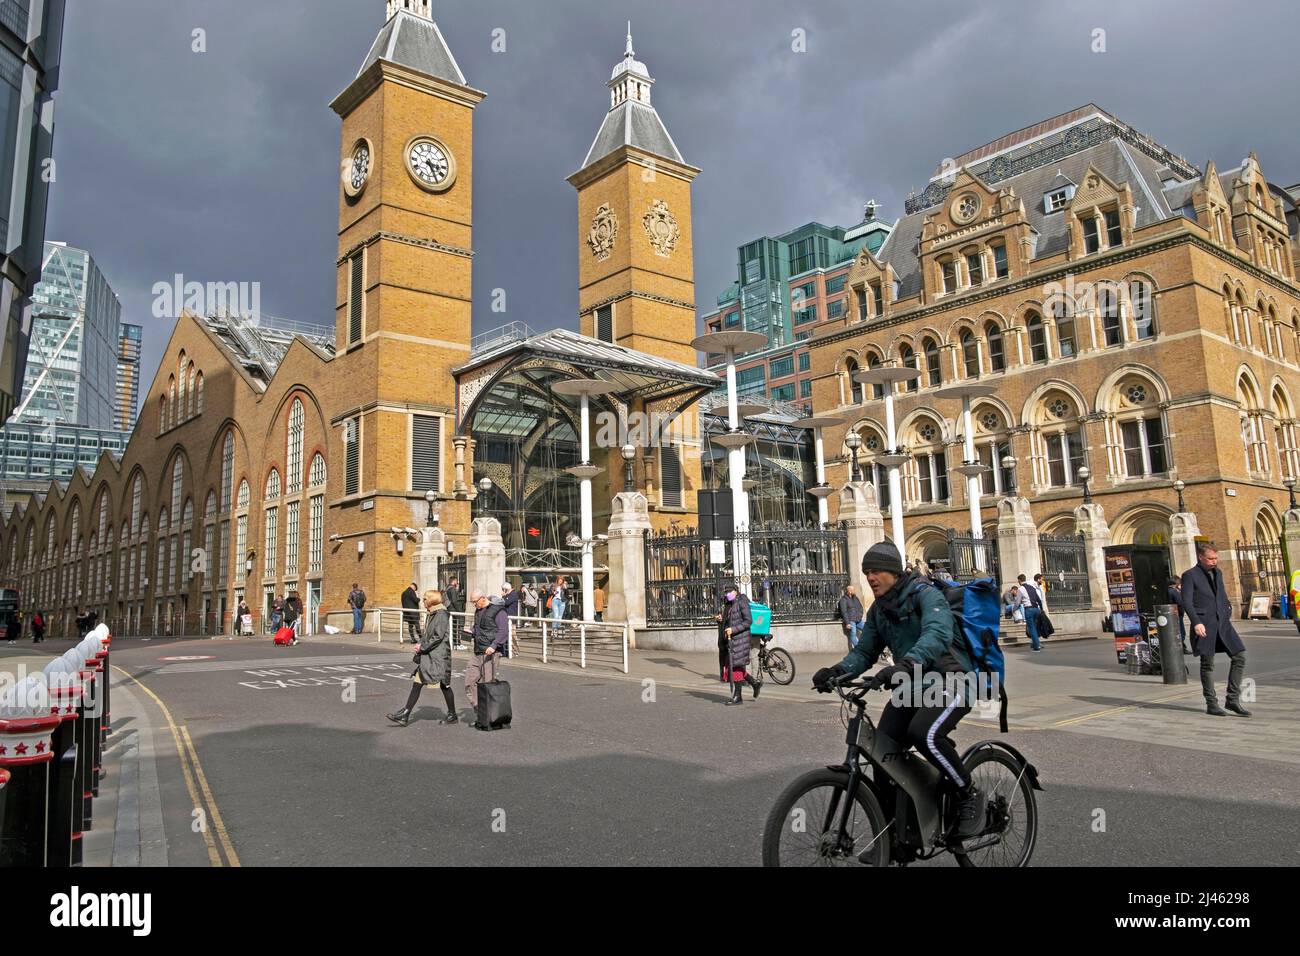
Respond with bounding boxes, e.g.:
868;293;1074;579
113;665;240;867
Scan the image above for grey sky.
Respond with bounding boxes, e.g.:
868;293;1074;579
46;0;1300;396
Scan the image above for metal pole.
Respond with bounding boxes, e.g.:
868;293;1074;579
813;427;828;525
883;390;905;549
726;348;751;596
580;622;587;669
579;392;595;623
1153;604;1188;685
962;395;983;538
622;622;629;674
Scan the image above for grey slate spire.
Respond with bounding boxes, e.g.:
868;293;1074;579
580;25;685;169
358;1;467;86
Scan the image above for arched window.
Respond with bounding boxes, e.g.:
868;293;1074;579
960;330;980;378
168;376;176;429
186;362;196;417
985;322;1005;372
220;432;235;511
940;257;958;295
131;474;143;535
1050;298;1077;358
196;373;205;414
923;337;941;387
177;353;187;419
846;358;863;404
286;399;304;494
908;417;949;504
1034;391;1086;489
265;469;281;500
158;396;167;435
1131;282;1155;340
309;454;327;488
1272;385;1298;480
1100;286;1123;346
1026;311;1047;363
1237;375;1267;474
899;345;918;392
237;479;250;510
1115;376;1170;478
974;406;1014;495
170;458;183;522
867;353;884;399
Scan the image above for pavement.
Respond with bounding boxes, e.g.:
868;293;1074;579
3;620;1298;866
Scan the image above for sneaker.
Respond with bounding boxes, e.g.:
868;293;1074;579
955;786;986;838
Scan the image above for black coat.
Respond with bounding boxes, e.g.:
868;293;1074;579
1178;564;1245;657
401;586;420;625
837;594;864;625
414;605;451;685
721;594;753;670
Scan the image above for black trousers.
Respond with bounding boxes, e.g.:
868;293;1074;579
876;683;971;790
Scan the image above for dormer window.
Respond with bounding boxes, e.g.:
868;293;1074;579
1105;209;1122;247
1083;218;1101;255
1044;187;1073;213
870;281;884;317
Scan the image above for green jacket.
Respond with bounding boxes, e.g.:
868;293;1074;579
838;575;973;677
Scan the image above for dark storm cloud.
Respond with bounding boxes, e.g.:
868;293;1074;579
46;0;1300;391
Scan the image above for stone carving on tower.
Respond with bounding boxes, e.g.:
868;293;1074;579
642;199;679;257
588;202;619;260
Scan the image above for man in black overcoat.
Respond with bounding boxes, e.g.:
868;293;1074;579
1178;542;1249;717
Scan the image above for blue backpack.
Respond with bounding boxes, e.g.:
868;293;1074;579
925;576;1008;732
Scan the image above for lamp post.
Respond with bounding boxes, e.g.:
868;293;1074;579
937;383;998;538
844;430;862;482
1077;465;1092;505
1285;477;1297;511
855;364;922;550
424;489;438;527
792;413;845;526
621;443;636;493
692;329;769;598
554;377;617;624
1173;478;1188;513
1001;454;1017;495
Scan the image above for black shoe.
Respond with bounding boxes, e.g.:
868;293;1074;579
955;786;986;838
1206;702;1227;716
746;675;761;700
724;681;743;705
440;712;460;725
1225;701;1252;717
386;709;411;727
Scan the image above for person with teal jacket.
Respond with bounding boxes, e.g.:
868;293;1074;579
813;540;983;837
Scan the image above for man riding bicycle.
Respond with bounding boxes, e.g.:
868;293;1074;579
812;541;985;838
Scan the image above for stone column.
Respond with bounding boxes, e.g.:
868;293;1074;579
466;517;505;601
839;481;885;609
996;496;1040;585
412;526;446;598
1074;502;1111;611
1169;511;1200;580
452;436;469;495
606;491;652;637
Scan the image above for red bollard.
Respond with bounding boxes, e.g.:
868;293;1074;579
47;678;85;867
0;715;64;866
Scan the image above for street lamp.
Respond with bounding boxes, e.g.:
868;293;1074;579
1001;454;1017;495
1077;465;1092;505
424;489;438;527
1285;476;1297;511
845;430;862;482
1173;478;1187;513
621;443;636;493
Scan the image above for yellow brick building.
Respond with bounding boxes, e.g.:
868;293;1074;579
811;105;1300;609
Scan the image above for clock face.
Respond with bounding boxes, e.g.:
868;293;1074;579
405;135;456;193
344;138;372;198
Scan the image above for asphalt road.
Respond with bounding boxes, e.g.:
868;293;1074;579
8;624;1299;866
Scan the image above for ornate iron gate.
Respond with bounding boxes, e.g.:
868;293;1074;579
1038;533;1092;610
945;529;1000;584
1234;540;1285;602
645;523;849;625
439;556;466;590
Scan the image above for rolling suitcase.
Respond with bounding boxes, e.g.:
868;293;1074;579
273;626;295;646
475;669;512;730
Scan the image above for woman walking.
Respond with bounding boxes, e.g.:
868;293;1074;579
387;589;458;726
719;582;760;705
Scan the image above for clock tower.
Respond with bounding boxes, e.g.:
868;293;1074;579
325;2;486;590
568;26;701;366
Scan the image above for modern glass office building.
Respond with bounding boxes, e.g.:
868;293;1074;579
115;322;142;432
0;0;64;423
17;241;121;429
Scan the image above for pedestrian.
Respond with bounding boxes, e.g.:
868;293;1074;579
548;576;567;635
1017;573;1045;651
1167;577;1190;653
401;581;421;644
236;599;251;637
811;540;986;838
269;596;285;634
1003;583;1024;622
443;576;464;648
593;578;606;622
464;591;509;727
837;584;865;650
387;589;458;726
521;581;540;617
501;581;520;618
5;613;18;645
348;582;366;634
718;581;760;704
32;610;45;644
284;591;303;644
1032;573;1055;639
1178;543;1250;717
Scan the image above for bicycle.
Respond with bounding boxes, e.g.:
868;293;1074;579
751;635;796;686
761;675;1043;866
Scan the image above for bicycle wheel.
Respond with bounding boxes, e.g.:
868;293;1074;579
763;647;796;685
762;769;890;866
955;749;1038;867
